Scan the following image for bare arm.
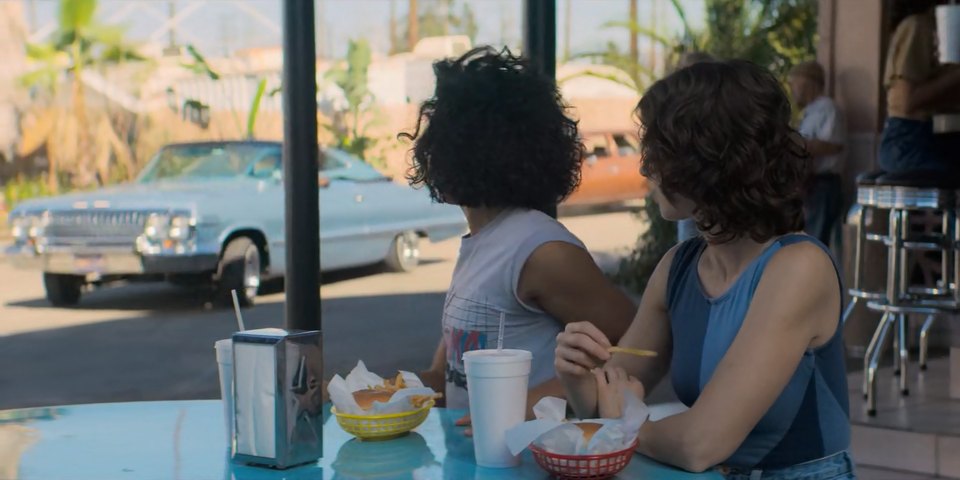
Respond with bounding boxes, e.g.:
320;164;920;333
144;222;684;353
418;339;447;403
515;241;636;417
635;243;840;472
901;66;960;113
804;138;844;158
518;241;637;343
556;245;678;419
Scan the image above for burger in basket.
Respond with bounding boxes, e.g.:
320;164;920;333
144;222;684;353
505;394;648;480
328;361;442;440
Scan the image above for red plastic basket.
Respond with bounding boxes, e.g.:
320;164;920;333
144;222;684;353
528;440;638;480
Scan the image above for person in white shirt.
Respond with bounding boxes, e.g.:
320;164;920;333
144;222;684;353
788;61;846;245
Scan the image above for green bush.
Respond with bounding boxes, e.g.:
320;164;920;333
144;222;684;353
3;175;55;210
611;199;677;294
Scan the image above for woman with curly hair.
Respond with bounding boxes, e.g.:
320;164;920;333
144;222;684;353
556;60;853;478
403;47;636;419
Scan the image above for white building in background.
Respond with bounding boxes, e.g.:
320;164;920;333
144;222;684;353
557;64;639;100
368;36;473;106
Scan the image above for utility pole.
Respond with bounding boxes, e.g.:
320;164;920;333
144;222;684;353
629;0;638;80
389;0;398;54
168;1;177;51
407;0;418;51
563;0;571;62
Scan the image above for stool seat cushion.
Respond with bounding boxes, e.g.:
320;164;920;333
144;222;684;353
875;171;960;189
856;170;886;186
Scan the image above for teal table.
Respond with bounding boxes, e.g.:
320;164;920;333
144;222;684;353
0;401;722;479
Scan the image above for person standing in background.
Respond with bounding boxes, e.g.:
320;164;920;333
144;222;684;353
673;51;716;244
879;0;960;174
789;61;846;246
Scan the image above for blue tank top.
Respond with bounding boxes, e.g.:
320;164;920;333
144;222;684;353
667;235;850;469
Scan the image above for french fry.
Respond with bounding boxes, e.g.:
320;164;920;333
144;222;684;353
608;346;658;357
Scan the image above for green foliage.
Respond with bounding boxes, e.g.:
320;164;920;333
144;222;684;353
611;200;677;293
246;79;268;140
22;0;143;92
324;39;386;167
3;175;56;210
181;44;221;80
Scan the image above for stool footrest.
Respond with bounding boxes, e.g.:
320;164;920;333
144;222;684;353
848;289;887;300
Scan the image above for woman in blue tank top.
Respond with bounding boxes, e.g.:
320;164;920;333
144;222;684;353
556;60;854;479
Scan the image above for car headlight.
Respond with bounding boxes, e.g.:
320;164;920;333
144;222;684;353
143;213;195;243
167;215;194;241
144;214;168;240
11;215;44;242
10;216;29;240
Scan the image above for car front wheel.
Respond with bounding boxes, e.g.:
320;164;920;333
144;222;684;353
217;237;261;307
43;273;84;307
385;232;420;273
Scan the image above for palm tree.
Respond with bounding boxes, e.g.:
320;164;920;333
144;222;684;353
19;0;143;191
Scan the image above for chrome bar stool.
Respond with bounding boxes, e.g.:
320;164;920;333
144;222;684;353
846;172;890;326
848;172;896;399
862;172;959;416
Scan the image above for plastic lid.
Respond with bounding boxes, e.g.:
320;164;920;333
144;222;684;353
462;349;532;363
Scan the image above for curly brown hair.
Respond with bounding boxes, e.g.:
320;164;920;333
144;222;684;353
637;60;809;243
400;47;583;210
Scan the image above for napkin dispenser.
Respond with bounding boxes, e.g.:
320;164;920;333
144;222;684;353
231;328;323;469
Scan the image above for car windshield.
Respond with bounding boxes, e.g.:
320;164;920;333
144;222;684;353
138;144;279;183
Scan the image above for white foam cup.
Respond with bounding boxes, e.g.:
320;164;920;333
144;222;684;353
937;5;960;64
463;349;532;468
215;339;234;450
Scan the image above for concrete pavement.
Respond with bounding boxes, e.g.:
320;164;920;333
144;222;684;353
0;211;645;410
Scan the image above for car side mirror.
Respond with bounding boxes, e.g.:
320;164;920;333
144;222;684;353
318;175;331;189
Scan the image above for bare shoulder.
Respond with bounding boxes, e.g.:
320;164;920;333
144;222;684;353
765;240;837;283
755;240;840;340
526;240;594;271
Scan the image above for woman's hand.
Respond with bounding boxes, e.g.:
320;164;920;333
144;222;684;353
555;322;613;377
594;366;645;419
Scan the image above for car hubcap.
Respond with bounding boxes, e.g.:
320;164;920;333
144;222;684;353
244;246;261;300
398;233;420;268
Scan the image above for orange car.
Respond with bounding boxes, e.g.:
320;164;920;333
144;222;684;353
565;131;649;206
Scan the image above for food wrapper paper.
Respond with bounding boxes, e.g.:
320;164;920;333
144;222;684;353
328;361;436;415
506;392;649;456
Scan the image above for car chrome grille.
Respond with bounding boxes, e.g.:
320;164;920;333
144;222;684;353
45;210;149;246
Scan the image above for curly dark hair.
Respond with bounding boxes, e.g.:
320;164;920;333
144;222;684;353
399;47;583;209
637;60;809;243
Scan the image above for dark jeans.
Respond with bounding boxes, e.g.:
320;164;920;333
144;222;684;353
805;173;842;246
879;117;959;174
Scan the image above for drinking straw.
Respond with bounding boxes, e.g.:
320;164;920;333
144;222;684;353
231;290;247;332
497;311;505;351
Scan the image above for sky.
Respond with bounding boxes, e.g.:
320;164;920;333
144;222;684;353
26;0;706;59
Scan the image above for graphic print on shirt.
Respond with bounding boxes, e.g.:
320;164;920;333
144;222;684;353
443;292;504;390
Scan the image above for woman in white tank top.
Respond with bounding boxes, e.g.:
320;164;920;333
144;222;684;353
399;47;637;429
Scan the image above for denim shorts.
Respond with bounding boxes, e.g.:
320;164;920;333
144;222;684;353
717;451;856;480
878;117;956;174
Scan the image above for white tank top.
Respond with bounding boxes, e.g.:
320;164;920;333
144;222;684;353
442;208;586;409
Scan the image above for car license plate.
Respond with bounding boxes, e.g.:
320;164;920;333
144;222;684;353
74;254;105;273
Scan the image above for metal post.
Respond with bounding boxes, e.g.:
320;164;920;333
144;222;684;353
523;0;558;218
282;0;321;332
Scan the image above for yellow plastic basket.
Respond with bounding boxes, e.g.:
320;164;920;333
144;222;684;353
332;399;434;440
